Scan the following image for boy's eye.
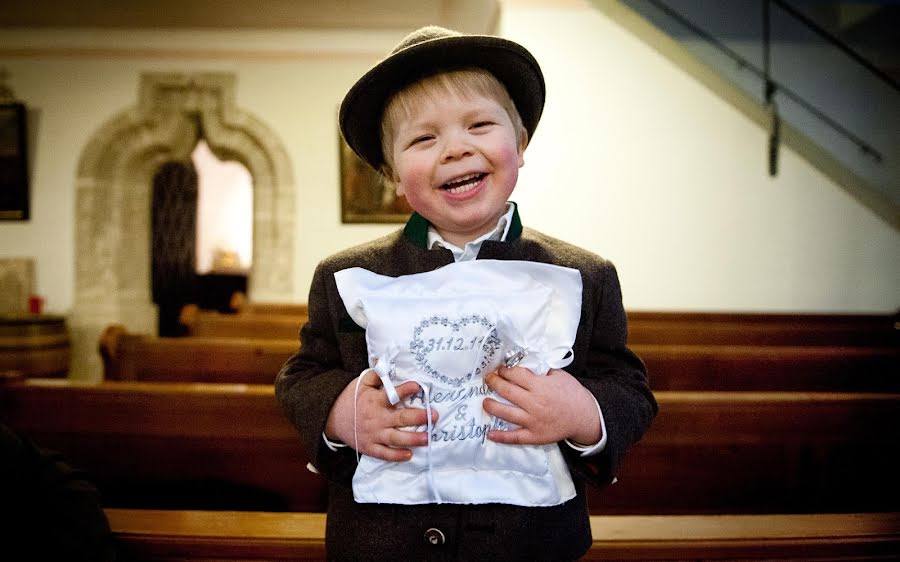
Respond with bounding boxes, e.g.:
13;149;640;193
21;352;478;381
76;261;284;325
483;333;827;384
409;135;434;146
471;121;493;129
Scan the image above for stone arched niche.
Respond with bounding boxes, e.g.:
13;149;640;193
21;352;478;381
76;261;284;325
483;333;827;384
70;72;294;379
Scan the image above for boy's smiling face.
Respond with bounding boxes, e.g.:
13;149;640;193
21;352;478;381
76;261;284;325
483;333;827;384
387;90;525;248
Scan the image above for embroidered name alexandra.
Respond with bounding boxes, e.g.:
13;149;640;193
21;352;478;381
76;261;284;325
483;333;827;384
407;381;492;407
407;382;503;445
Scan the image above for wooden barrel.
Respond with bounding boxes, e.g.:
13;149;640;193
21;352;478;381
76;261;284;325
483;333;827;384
0;314;70;378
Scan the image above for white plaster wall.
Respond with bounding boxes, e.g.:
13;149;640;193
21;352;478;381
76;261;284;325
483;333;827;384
0;29;402;315
0;2;897;316
499;4;899;313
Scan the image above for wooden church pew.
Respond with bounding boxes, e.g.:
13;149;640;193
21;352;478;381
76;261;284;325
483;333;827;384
626;310;898;347
635;343;899;391
228;293;309;317
2;378;898;515
106;509;900;561
99;324;296;384
170;307;900;394
174;307;897;348
597;390;900;514
0;377;323;512
101;322;898;391
582;512;900;561
178;304;307;340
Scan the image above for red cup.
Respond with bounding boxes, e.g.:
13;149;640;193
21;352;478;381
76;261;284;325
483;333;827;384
28;295;44;314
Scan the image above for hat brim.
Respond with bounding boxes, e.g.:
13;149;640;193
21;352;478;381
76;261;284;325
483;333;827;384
339;34;545;171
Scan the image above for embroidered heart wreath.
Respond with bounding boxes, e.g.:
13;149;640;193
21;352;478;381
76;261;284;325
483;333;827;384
410;314;502;387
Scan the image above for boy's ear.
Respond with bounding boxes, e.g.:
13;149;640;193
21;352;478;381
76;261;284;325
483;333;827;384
381;166;404;196
517;131;529;166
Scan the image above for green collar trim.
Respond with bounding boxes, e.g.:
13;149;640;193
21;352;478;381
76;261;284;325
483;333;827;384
403;212;431;248
403;203;523;249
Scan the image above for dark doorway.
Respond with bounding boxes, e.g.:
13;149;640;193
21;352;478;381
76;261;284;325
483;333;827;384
151;160;199;336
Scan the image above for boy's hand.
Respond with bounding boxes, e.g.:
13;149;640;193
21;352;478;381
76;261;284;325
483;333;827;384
483;366;601;447
324;369;437;462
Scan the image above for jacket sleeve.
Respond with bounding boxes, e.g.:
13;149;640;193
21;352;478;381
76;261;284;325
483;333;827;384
275;261;360;485
561;261;658;488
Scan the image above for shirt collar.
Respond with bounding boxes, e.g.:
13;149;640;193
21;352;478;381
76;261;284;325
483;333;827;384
426;202;516;260
403;202;523;250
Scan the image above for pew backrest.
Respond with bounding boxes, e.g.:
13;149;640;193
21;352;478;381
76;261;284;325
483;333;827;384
163;311;900;391
237;301;309;317
172;308;898;346
600;390;900;513
0;378;324;512
634;343;899;391
227;292;309;317
626;311;899;347
2;379;898;514
179;304;307;340
100;325;296;384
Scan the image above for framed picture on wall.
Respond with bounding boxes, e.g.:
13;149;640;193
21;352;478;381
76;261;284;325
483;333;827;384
0;102;29;221
339;133;413;223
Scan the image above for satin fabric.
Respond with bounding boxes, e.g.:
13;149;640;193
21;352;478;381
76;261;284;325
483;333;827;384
334;259;583;506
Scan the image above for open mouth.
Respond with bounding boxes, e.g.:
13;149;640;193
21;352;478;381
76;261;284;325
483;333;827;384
441;172;486;194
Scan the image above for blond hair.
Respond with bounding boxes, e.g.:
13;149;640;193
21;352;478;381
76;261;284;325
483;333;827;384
380;68;527;175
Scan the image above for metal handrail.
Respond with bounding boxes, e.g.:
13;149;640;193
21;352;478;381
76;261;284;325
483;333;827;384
643;0;883;164
771;0;900;93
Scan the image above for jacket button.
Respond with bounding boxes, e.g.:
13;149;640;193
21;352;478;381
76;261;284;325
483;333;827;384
424;527;445;546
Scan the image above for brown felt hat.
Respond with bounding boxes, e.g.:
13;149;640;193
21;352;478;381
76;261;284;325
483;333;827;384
339;25;546;171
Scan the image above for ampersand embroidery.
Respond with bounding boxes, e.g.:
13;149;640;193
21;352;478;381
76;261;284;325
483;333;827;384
409;314;501;387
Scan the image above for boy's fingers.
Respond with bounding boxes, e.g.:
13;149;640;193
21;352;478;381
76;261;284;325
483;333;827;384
482;397;527;427
388;427;430;448
396;405;438;428
366;444;413;463
497;365;536;389
367;427;432;461
395;380;424;399
360;369;382;388
488;428;531;445
485;371;528;406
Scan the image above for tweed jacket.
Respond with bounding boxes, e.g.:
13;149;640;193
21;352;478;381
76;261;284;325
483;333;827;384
276;209;657;561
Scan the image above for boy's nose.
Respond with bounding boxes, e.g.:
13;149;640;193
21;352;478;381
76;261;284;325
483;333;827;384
440;137;473;163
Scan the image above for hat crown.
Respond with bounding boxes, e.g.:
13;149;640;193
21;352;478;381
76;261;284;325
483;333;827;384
340;25;544;171
391;26;462;55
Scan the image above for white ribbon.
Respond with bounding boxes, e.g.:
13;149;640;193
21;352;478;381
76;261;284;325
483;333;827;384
496;310;574;376
417;382;442;503
371;343;401;405
354;342;443;503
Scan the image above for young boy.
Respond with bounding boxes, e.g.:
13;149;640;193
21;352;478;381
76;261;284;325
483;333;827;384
276;26;657;560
